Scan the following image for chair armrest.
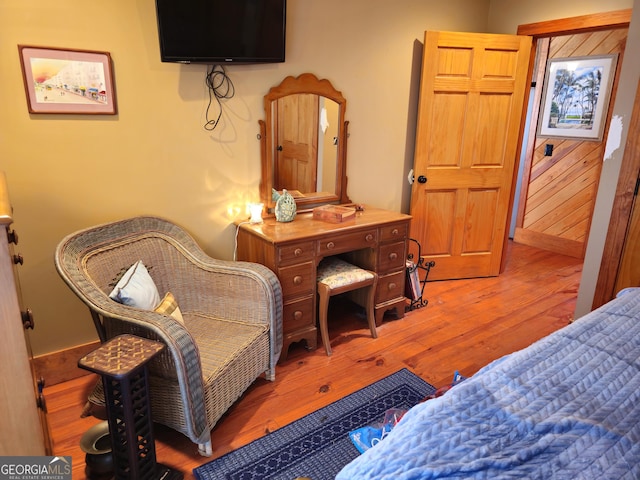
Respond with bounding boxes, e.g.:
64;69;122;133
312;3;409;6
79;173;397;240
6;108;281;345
170;258;283;371
87;297;211;445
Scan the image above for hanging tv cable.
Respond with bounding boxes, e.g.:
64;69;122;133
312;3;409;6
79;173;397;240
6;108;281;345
203;64;235;131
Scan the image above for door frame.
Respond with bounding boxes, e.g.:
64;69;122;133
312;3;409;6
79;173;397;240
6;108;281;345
510;9;633;302
593;77;640;308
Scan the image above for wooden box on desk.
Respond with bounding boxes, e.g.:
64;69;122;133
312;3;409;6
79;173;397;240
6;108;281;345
312;205;356;223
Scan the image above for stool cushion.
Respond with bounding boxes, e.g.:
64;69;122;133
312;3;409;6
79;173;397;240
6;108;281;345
317;257;374;289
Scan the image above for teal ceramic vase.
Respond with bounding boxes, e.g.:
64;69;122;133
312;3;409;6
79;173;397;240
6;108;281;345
272;188;297;222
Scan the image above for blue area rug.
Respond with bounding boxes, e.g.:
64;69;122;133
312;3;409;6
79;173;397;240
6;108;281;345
193;368;435;480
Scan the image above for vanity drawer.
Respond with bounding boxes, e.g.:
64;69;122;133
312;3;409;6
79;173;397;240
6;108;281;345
375;270;405;305
380;222;408;242
378;241;407;272
278;261;315;299
277;241;315;266
282;296;315;334
317;229;377;256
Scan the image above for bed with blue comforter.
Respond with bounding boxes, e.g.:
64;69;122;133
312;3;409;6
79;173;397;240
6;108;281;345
337;287;640;479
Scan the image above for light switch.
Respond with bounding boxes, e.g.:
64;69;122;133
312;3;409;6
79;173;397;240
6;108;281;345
544;144;553;156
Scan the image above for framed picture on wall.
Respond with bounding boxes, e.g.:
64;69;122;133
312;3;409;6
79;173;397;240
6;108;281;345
18;45;117;115
537;54;618;141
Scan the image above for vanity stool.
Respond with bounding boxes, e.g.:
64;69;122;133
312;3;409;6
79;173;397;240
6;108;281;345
316;257;378;356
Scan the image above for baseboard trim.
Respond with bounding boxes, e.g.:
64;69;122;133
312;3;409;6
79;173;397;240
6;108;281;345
513;228;584;259
33;341;100;386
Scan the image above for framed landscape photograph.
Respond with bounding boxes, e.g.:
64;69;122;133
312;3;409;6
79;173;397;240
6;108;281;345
18;45;117;115
537;54;617;141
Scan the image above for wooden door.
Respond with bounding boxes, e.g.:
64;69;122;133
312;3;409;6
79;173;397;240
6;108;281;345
410;31;532;280
274;94;319;194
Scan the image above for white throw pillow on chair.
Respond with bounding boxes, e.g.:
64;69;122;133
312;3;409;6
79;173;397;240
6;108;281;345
109;260;161;310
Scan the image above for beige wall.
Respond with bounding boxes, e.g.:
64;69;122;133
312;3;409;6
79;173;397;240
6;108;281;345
0;0;490;355
0;0;634;356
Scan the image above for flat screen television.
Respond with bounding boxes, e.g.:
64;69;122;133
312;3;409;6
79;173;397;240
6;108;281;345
155;0;286;64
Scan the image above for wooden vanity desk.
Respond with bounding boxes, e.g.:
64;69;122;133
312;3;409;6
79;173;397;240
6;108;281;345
236;206;411;359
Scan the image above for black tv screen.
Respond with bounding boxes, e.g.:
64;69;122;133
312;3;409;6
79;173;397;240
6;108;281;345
155;0;286;64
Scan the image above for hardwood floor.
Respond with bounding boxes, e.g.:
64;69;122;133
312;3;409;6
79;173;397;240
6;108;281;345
44;241;582;479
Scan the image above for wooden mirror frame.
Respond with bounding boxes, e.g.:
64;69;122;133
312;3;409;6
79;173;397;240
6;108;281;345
259;73;350;211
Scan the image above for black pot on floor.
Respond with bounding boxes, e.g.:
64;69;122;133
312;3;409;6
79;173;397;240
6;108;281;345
80;421;114;480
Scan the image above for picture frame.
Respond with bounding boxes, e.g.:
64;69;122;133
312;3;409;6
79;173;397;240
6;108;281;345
18;45;117;115
537;54;617;141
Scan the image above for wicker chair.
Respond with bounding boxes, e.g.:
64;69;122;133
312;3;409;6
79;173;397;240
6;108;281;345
54;216;283;456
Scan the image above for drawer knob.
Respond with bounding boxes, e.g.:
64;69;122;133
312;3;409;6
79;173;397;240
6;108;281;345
293;310;303;321
388;282;396;290
293;275;303;285
391;228;399;236
7;229;18;245
388;252;398;261
294;248;303;257
22;308;34;329
326;241;335;250
365;234;374;242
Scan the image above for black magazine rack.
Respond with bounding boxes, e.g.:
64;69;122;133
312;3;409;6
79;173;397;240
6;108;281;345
405;238;435;311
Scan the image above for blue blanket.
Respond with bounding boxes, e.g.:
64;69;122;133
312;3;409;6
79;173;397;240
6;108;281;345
337;288;640;479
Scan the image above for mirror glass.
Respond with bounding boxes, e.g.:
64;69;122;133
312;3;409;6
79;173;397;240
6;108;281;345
260;73;350;210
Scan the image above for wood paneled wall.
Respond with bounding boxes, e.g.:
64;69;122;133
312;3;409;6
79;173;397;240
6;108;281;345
514;28;628;258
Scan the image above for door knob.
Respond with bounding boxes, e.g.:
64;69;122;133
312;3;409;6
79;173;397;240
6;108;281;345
417;175;427;184
277;145;283;151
